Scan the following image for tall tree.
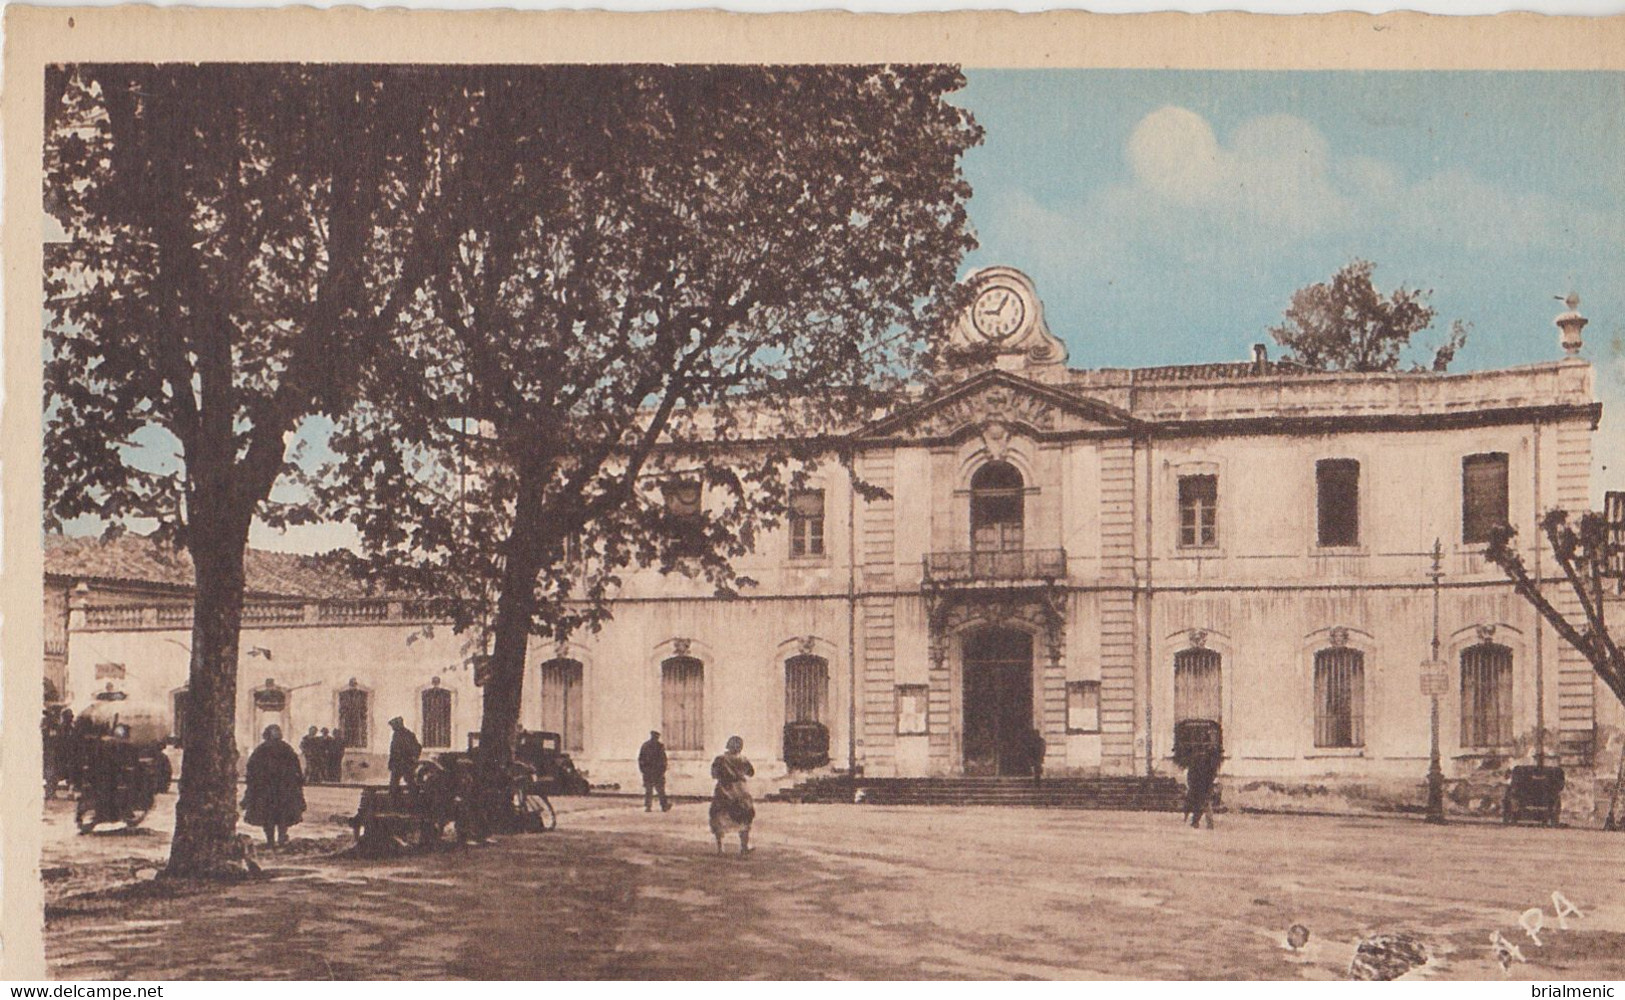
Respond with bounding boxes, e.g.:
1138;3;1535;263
44;65;449;876
321;65;982;786
1269;259;1469;372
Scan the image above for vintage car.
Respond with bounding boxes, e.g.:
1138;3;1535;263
469;729;592;796
1503;764;1565;827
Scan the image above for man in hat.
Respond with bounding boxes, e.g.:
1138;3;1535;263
638;730;670;812
387;716;422;798
300;726;321;784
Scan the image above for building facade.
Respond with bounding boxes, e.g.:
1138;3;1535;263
52;269;1616;808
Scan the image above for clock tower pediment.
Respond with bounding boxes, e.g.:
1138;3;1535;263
948;266;1068;371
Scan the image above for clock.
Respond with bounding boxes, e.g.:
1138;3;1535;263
971;284;1027;342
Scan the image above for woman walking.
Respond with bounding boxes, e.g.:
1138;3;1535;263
242;724;306;847
709;735;755;856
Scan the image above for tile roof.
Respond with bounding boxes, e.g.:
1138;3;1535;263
44;533;371;598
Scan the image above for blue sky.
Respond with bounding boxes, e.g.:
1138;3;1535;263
65;70;1625;553
956;70;1624;374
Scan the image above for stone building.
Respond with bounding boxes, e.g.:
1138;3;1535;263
49;268;1618;808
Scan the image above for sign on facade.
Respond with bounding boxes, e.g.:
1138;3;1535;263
1419;660;1448;697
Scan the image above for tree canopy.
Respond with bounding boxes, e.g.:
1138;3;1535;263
316;64;983;776
44;64;454;875
1268;259;1468;373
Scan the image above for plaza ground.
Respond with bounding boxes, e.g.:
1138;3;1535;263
41;789;1625;980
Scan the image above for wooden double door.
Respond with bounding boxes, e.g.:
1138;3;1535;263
961;628;1034;777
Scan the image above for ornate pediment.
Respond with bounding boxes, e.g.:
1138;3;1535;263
862;370;1137;444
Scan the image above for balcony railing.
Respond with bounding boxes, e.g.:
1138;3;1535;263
923;548;1067;586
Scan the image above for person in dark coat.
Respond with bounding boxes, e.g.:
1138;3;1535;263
242;724;305;846
1184;746;1221;829
387;716;421;797
300;727;321;784
1026;727;1047;788
638;730;671;812
325;726;344;783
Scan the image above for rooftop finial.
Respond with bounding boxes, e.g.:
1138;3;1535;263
1554;292;1587;357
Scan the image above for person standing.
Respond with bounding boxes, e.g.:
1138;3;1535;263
326;726;344;783
300;727;321;783
387;716;421;797
1185;745;1221;829
638;730;670;812
41;706;62;799
242;724;305;847
709;735;755;855
1026;727;1047;788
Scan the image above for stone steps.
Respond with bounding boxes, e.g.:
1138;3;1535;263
770;775;1186;811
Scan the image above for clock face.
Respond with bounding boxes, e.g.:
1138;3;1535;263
972;285;1026;342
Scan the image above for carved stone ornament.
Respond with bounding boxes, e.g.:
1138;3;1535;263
671;637;692;658
1476;624;1497;644
981;420;1012;460
1187;628;1208;649
1328;627;1350;648
920;384;1060;440
797;635;818;657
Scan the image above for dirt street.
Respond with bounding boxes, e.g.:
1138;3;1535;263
42;795;1625;980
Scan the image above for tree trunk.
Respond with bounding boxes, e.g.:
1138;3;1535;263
474;474;550;788
164;515;253;878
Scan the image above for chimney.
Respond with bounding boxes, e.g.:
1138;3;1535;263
1555;293;1587;357
1251;343;1268;373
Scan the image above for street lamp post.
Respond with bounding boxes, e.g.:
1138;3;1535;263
1424;539;1447;825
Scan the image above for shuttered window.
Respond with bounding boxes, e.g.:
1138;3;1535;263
1178;475;1218;548
662;656;704;751
789;489;826;558
785;655;828;724
1461;643;1514;748
539;658;585;752
1314;648;1365;748
1316;459;1360;547
421;687;452;749
1174;649;1222;723
337;687;369;748
1462;453;1510;544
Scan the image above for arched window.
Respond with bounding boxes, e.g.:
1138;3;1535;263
970;462;1025;553
337;685;370;749
1174;648;1221;724
421;686;453;749
785;655;829;725
539;658;585;752
1461;643;1513;748
662;656;704;752
1314;648;1365;748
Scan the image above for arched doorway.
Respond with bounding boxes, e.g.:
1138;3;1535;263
961;627;1034;776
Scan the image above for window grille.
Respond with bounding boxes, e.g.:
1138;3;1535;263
1461;643;1513;748
1174;648;1222;723
785;654;828;724
421;687;453;749
1313;647;1365;748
